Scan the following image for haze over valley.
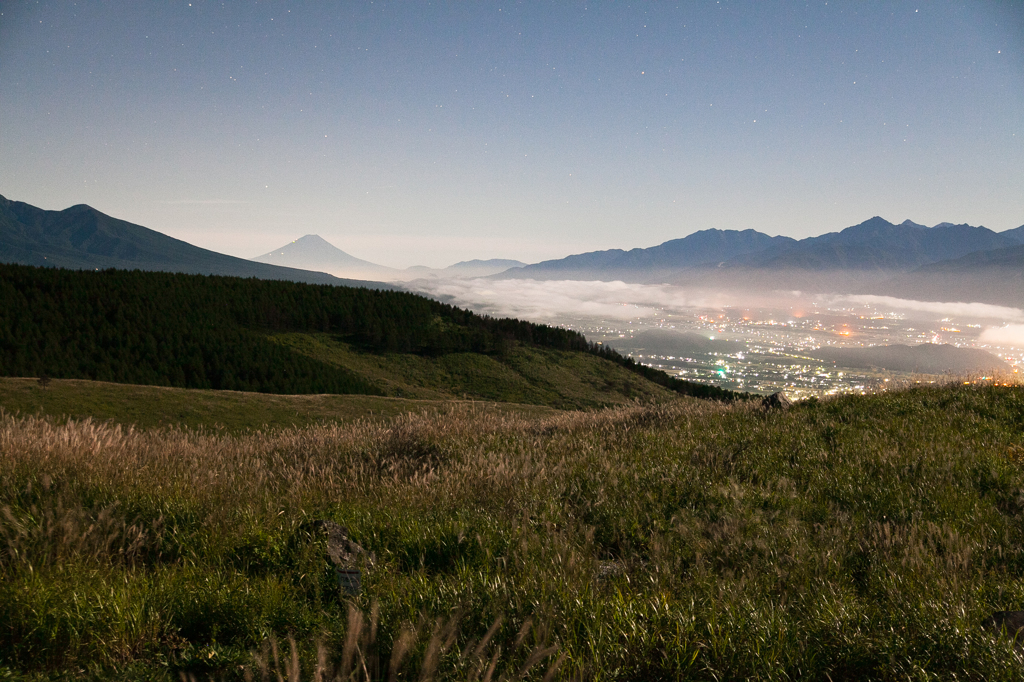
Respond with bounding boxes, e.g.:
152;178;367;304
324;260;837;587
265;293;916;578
3;1;1019;401
413;275;1022;399
4;191;1021;398
250;214;1024;397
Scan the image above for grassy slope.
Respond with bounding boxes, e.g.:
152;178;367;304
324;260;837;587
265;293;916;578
0;377;556;432
270;333;677;408
0;333;679;432
4;382;1024;679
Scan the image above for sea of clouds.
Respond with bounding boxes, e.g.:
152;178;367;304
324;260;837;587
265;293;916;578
408;278;1024;349
410;278;738;320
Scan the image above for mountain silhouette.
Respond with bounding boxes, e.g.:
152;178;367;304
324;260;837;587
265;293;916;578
861;243;1024;308
732;217;1017;270
439;259;526;278
499;217;1018;284
254;236;526;280
0;194;390;288
252;234;401;280
500;229;794;280
1000;224;1024;245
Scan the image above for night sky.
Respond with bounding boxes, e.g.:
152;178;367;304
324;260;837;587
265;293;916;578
1;2;1021;268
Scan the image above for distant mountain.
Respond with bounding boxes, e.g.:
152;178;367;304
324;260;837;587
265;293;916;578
252;234;401;281
496;217;1019;289
500;248;628;279
730;217;1016;271
0;194;391;288
1001;224;1024;245
807;344;1010;375
439;259;526;278
481;215;1024;306
610;229;796;271
678;218;1024;302
863;244;1024;309
919;243;1024;271
500;229;794;281
254;237;526;280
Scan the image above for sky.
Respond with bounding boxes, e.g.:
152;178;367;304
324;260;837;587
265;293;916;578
1;1;1021;269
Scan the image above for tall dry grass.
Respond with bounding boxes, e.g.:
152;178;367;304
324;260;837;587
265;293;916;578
3;380;1024;679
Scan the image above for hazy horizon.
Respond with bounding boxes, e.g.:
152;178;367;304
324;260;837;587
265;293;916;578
246;215;1023;272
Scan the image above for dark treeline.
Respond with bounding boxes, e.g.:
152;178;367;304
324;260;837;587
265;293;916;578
0;265;380;395
0;264;745;399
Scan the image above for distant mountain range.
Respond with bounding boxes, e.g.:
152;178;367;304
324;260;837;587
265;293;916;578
0;194;393;288
253;234;525;281
495;216;1024;307
505;229;794;282
861;243;1024;309
2;193;1021;307
502;217;1023;281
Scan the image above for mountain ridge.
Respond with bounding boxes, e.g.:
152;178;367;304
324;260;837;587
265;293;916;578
501;228;797;281
499;217;1019;283
484;216;1024;306
4;194;1020;306
0;195;393;288
254;235;527;280
729;217;1016;271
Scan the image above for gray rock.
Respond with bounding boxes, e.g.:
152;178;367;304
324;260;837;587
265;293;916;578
596;561;624;580
762;392;792;411
302;520;374;595
982;610;1024;639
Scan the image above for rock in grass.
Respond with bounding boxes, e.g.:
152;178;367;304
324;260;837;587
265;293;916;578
982;611;1024;639
762;392;792;411
301;520;374;595
596;561;624;580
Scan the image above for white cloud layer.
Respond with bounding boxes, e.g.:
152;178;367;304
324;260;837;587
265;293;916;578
409;279;1024;327
408;278;744;320
824;295;1024;322
410;278;1024;355
979;325;1024;348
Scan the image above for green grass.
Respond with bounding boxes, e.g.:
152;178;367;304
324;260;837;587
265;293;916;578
0;377;557;432
0;331;679;434
3;382;1024;680
270;333;677;408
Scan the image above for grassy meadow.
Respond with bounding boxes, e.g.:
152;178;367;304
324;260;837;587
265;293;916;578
2;381;1024;679
270;334;678;407
0;377;557;433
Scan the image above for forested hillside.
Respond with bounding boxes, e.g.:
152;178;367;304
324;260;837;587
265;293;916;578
0;264;741;402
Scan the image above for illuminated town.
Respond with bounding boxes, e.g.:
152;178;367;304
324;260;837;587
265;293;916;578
566;303;1022;399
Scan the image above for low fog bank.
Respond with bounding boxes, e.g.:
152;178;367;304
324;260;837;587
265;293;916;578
835;295;1024;323
409;277;739;321
409;277;1024;343
407;277;1021;395
980;325;1024;348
